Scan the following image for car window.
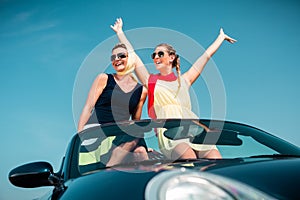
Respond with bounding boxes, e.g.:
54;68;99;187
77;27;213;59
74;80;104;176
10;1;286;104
218;135;278;158
79;136;116;166
78;128;160;169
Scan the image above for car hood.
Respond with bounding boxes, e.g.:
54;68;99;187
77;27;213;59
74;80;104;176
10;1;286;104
204;157;300;200
61;169;157;200
60;157;300;200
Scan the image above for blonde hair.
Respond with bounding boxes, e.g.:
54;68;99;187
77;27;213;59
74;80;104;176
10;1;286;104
156;43;181;91
112;43;137;81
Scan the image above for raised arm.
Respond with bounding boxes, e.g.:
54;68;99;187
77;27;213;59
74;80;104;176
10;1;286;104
182;28;236;86
110;18;150;87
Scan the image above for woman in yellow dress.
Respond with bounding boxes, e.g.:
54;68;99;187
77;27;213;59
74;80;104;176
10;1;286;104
111;18;236;159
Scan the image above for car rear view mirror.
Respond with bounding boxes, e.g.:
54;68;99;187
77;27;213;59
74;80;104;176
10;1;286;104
9;161;54;188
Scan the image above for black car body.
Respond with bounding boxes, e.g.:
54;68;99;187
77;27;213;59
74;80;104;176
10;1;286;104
9;119;300;199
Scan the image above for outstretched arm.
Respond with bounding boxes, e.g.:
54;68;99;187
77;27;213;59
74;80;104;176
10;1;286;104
111;18;150;87
182;28;236;86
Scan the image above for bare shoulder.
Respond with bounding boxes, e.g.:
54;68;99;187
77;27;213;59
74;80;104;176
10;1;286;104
95;73;108;83
96;73;108;80
92;73;109;90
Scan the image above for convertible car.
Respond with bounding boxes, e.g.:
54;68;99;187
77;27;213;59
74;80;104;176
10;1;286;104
9;119;300;199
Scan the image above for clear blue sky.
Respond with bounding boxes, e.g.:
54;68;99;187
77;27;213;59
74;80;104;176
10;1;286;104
1;0;300;199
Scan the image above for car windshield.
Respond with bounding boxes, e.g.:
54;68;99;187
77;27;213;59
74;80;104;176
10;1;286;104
74;119;300;175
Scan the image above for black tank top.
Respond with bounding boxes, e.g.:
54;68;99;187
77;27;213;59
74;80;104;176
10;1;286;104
94;74;143;124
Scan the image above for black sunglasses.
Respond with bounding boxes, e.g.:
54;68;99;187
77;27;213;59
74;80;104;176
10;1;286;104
151;51;165;59
111;53;127;61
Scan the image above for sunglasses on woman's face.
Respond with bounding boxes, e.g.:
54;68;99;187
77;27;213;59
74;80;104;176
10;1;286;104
111;53;127;61
151;51;165;59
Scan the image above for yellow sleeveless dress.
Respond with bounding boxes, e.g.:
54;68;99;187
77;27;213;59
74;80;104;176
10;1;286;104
152;75;217;158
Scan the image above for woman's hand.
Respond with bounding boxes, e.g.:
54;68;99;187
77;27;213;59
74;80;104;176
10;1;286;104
220;28;237;44
110;18;123;34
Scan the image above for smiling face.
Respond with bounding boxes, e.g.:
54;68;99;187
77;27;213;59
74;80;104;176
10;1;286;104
111;47;128;72
153;47;170;71
152;45;176;74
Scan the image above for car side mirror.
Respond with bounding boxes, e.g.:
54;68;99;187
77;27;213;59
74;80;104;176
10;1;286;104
9;161;55;188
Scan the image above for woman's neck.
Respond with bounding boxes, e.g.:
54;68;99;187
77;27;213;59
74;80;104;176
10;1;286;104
114;73;127;80
159;66;173;76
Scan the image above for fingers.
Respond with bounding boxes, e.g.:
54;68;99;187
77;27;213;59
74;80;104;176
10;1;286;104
110;17;123;31
230;38;237;43
110;22;118;31
225;36;237;43
117;17;123;24
220;28;224;35
220;28;237;43
115;17;123;26
227;36;237;43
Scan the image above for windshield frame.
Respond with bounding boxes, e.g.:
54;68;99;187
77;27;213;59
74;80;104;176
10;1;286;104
68;119;300;178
